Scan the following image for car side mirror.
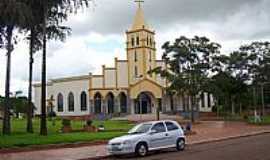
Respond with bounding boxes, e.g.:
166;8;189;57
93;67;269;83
149;129;158;135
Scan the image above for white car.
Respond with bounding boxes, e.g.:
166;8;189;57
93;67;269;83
107;120;185;157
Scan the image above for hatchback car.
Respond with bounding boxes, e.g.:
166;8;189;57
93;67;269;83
107;120;185;157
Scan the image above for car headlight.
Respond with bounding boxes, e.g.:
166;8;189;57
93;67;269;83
123;140;132;145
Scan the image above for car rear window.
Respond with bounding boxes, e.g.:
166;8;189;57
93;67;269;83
151;122;166;133
165;122;179;131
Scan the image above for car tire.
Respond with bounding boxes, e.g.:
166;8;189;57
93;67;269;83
176;138;185;151
135;143;148;157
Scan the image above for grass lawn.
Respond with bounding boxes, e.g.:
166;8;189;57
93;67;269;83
248;116;270;125
0;118;134;148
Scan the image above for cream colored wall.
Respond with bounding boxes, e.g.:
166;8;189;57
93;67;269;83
33;86;41;114
127;47;145;84
92;76;103;88
127;30;156;86
173;95;184;111
34;78;89;116
117;62;129;88
199;93;214;112
104;69;116;88
129;79;163;99
33;84;53;115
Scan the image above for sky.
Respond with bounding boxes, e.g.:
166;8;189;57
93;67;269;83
0;0;270;96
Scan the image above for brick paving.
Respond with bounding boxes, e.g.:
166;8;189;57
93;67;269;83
187;121;270;144
1;121;270;160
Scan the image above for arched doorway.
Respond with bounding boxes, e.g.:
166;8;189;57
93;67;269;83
119;92;127;113
107;92;114;114
94;92;102;114
135;92;153;114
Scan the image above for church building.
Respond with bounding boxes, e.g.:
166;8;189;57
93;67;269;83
33;2;213;117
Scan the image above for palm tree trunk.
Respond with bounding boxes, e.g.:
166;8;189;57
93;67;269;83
191;95;195;123
3;25;14;135
27;29;34;133
40;2;48;136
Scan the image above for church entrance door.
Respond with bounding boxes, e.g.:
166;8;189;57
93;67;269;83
107;92;114;114
136;92;153;114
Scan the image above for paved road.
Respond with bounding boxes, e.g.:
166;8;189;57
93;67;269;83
102;133;270;160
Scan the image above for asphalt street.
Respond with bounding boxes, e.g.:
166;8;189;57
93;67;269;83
103;133;270;160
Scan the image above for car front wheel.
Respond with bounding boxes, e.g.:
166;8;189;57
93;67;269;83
135;143;148;157
176;138;185;151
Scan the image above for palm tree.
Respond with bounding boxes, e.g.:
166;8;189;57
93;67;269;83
38;0;91;135
0;0;30;135
26;28;42;133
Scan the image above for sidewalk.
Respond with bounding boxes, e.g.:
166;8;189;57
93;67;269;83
1;121;270;160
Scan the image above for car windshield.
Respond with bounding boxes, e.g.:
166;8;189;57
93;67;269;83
128;123;152;134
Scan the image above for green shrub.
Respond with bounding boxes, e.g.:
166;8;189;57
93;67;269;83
86;119;93;126
62;119;71;127
48;111;57;118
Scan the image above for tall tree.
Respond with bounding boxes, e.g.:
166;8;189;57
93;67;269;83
0;0;30;135
24;0;71;133
150;36;221;122
240;42;270;115
37;0;91;135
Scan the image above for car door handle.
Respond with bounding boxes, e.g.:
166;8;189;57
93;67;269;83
165;133;169;136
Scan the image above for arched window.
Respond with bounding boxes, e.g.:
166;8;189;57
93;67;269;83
131;37;135;47
201;93;205;108
149;51;152;62
149;66;152;77
134;50;137;62
94;92;102;114
68;92;74;112
136;36;139;46
81;91;87;111
208;93;211;108
57;93;64;112
135;66;138;76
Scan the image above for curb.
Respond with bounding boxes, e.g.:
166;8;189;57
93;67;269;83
0;141;108;154
81;130;270;160
187;130;270;145
80;155;112;160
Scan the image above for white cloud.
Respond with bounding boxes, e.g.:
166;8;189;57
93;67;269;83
0;0;270;96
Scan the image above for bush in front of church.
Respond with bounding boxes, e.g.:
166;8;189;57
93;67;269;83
61;119;72;133
84;119;98;132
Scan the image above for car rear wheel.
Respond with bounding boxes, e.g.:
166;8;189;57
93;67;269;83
176;138;185;151
135;143;148;157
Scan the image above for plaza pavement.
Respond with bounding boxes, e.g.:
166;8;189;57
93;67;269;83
1;121;270;160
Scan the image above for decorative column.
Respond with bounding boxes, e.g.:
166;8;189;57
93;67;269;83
127;96;132;114
102;99;106;114
130;99;136;114
89;99;94;114
114;96;120;114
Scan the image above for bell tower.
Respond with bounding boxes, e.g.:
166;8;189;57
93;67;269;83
126;0;156;85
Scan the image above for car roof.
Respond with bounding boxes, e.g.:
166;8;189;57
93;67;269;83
140;120;177;125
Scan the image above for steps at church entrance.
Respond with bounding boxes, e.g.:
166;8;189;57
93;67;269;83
126;113;184;123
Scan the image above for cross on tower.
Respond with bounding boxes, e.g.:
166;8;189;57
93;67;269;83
135;0;144;8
